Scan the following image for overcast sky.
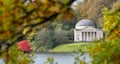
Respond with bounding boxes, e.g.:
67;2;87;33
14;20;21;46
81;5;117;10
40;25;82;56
72;0;83;9
72;0;83;5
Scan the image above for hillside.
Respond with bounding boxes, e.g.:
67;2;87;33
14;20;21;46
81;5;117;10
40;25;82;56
51;43;96;52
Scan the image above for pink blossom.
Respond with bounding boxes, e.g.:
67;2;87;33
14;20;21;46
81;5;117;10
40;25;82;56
18;40;32;52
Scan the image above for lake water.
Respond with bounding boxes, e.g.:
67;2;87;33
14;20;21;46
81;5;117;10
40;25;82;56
34;52;91;64
0;52;91;64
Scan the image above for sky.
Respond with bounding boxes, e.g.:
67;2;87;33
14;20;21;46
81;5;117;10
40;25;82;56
72;0;83;9
72;0;83;5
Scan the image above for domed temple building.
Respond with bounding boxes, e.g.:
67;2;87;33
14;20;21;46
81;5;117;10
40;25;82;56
74;19;103;42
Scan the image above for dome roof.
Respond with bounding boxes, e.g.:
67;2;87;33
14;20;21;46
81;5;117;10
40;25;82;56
76;19;96;27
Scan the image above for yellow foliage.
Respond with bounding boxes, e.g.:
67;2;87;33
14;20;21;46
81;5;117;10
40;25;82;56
103;2;120;39
0;0;74;41
23;27;31;35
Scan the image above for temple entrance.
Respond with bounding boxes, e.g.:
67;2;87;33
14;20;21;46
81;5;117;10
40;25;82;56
74;19;103;42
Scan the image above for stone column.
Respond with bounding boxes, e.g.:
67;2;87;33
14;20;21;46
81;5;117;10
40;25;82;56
89;32;91;41
97;31;99;40
90;32;93;41
77;31;79;41
82;32;83;41
79;31;82;41
88;32;90;41
81;32;83;41
85;32;86;41
87;31;89;41
86;31;88;42
75;31;79;41
95;32;97;39
92;32;93;41
82;32;84;41
74;29;76;41
75;31;77;41
93;32;96;40
85;32;87;41
93;32;95;40
84;32;86;41
91;32;93;40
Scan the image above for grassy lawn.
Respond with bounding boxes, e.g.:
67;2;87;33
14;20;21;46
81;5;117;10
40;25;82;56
51;42;97;52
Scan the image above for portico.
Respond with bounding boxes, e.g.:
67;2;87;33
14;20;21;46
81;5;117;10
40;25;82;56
74;19;103;42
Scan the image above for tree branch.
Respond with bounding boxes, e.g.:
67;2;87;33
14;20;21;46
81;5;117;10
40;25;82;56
0;0;75;54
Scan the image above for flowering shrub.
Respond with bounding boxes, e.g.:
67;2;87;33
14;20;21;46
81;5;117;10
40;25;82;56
2;43;34;64
18;40;32;52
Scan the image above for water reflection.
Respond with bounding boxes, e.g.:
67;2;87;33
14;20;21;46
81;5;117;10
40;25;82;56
0;59;4;64
34;52;91;64
0;52;91;64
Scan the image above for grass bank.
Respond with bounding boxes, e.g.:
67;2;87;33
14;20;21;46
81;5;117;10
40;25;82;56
51;43;96;52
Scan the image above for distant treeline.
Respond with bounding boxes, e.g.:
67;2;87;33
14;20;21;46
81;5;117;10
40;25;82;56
31;0;120;52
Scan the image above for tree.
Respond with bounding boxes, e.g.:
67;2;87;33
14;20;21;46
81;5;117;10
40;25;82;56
0;0;75;50
89;2;120;64
32;21;75;52
0;0;75;63
75;0;118;27
103;1;120;39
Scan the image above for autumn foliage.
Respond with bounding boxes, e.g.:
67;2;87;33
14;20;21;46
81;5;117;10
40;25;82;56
75;0;117;27
0;0;74;64
0;0;74;41
88;2;120;64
